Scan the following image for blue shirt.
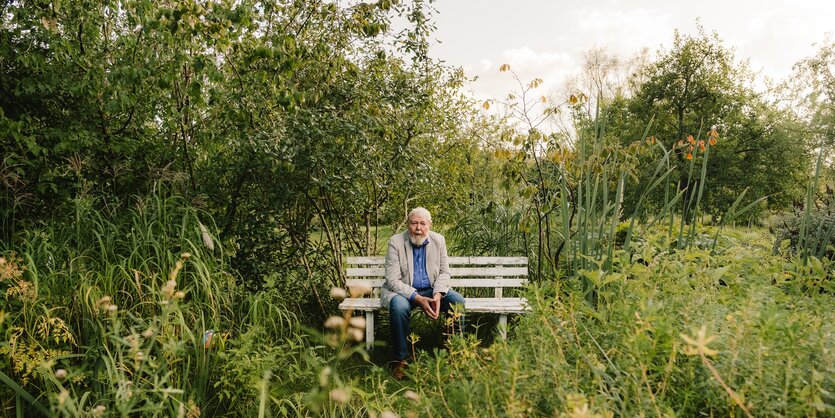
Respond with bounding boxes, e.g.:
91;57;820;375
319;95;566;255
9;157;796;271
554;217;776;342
409;239;430;301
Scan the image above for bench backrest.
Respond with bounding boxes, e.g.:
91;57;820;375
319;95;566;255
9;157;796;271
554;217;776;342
346;256;528;298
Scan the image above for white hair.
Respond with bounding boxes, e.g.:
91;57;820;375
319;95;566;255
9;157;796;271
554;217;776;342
408;207;432;223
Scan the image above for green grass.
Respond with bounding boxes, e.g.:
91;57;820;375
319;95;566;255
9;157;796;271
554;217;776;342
2;190;833;417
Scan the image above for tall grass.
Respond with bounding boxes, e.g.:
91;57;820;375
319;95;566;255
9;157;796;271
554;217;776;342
390;226;835;417
0;186;312;417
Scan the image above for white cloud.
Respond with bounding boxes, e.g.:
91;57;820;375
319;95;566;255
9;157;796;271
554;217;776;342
431;0;835;106
501;47;575;70
571;7;675;52
478;59;492;72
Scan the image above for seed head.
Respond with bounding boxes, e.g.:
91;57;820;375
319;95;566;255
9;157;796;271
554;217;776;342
347;327;364;342
349;285;372;298
324;316;345;329
329;287;347;301
404;390;420;402
349;317;366;329
329;388;350;403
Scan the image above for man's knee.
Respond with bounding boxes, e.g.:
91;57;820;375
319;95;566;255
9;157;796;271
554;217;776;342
389;295;411;316
444;290;465;306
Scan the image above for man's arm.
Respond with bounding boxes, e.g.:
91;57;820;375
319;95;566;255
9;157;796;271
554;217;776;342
384;238;417;299
432;234;452;296
385;236;439;319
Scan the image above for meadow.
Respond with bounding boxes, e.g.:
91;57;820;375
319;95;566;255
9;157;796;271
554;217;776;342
2;188;833;417
3;1;835;416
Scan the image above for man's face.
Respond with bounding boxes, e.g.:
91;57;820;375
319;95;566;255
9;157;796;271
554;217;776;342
408;214;431;243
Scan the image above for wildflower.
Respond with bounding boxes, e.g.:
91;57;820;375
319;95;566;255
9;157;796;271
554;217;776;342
319;366;332;387
347;327;364;342
199;222;214;251
162;279;177;298
324;316;345;329
349;285;372;298
329;287;347;301
680;325;718;357
686;152;693;160
687;135;695;144
404;390;420;402
57;389;69;406
55;369;67;379
348;317;366;329
325;334;339;347
567;403;591;418
699;140;706;152
187;399;201;418
169;260;184;282
329;388;350;403
709;137;717;146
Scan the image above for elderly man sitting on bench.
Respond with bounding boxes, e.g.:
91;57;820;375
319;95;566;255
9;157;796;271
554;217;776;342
381;207;465;380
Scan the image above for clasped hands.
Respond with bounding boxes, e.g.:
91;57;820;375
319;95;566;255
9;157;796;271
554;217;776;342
414;293;442;319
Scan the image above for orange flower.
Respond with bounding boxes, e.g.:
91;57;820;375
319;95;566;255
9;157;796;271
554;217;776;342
709;138;717;146
699;140;705;152
687;135;695;145
686;152;693;160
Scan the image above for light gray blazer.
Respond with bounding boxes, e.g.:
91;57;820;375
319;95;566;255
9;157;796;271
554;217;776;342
381;230;452;308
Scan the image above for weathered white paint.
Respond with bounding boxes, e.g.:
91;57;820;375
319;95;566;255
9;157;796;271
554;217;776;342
339;256;530;345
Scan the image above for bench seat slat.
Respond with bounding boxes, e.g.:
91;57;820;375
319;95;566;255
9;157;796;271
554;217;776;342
339;297;529;313
347;256;527;266
345;278;528;288
347;267;528;277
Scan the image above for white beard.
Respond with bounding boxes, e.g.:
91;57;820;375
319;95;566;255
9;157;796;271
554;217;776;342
409;233;428;246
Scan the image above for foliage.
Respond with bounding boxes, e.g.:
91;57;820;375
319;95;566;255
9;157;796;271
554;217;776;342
2;1;834;416
601;28;810;217
0;0;478;299
390;227;834;417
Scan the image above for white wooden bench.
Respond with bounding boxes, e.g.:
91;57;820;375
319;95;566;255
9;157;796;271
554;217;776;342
338;256;529;350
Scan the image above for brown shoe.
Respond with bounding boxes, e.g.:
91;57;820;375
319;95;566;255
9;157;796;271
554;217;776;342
392;360;408;380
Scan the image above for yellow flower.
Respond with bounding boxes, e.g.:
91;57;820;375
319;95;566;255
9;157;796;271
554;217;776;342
680;325;718;357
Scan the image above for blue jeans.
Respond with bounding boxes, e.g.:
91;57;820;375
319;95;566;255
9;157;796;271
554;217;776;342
389;288;465;361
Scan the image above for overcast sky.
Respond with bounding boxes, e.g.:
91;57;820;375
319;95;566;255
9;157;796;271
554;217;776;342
426;0;833;101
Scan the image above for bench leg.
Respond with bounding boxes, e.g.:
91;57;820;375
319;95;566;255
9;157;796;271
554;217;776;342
498;314;508;339
365;311;375;351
